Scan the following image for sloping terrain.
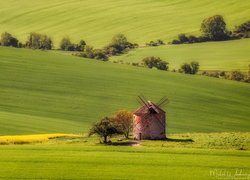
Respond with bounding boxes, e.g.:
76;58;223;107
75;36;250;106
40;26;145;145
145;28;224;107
111;39;250;71
0;47;249;135
0;0;249;47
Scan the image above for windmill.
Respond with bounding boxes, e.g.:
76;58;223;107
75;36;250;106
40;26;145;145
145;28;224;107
133;95;168;140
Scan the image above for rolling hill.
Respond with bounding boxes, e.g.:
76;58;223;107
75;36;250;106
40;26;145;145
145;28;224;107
111;39;250;71
0;0;249;47
0;47;249;135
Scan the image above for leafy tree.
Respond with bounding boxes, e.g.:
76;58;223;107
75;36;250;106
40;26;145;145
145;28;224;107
26;32;52;50
0;32;19;47
113;110;133;139
142;56;169;71
60;37;73;51
200;15;229;40
104;34;135;55
233;20;250;38
230;71;246;81
180;61;199;74
89;117;119;143
178;34;189;43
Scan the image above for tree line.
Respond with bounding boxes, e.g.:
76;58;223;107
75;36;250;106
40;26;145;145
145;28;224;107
0;32;137;61
171;15;250;44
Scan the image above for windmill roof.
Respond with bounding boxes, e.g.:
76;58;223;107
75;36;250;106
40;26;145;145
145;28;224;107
133;101;165;115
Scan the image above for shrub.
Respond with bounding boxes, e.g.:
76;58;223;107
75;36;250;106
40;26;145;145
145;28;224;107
178;34;189;43
104;34;135;56
142;56;169;71
113;110;133;139
233;20;250;38
26;32;52;50
229;71;246;81
180;61;199;74
146;39;164;46
89;117;119;143
200;15;229;41
0;32;19;47
60;37;86;51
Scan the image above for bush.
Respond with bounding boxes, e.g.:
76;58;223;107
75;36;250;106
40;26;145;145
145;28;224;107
104;34;135;56
146;39;165;46
0;32;19;47
60;37;86;51
233;20;250;38
142;56;169;71
229;71;246;81
200;15;229;41
178;34;189;43
26;32;52;50
180;61;199;74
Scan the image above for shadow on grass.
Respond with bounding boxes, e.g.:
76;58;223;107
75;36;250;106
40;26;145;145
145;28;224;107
165;138;194;143
107;141;139;146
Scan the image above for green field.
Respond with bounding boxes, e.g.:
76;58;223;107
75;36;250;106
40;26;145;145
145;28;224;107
0;133;249;179
0;1;250;179
0;144;249;179
0;47;250;135
0;0;249;47
111;39;250;71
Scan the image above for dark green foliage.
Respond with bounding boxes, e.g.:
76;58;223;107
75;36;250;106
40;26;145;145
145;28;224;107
60;37;86;51
75;45;108;61
26;32;52;50
0;32;19;47
180;61;199;74
233;20;250;38
200;15;229;41
178;34;189;43
89;117;119;143
229;71;246;81
146;39;165;46
104;34;135;55
142;56;169;71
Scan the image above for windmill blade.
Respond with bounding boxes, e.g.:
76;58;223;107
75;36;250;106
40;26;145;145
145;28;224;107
136;97;144;105
156;96;166;106
158;97;169;108
138;95;150;109
140;94;148;104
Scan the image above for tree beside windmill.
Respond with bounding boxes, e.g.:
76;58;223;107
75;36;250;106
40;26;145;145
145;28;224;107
133;96;168;140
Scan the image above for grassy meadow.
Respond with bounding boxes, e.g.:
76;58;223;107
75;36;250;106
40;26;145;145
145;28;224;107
0;0;250;179
0;0;249;47
1;47;250;135
0;133;249;179
111;39;250;71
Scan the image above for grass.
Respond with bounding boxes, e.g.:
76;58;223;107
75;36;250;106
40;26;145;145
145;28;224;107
0;134;249;179
0;0;249;47
0;46;250;135
111;38;250;71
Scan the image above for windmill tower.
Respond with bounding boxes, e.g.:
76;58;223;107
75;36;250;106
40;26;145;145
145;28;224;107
133;96;168;140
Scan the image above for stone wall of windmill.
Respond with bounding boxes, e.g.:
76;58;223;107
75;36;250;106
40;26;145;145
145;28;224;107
133;100;166;140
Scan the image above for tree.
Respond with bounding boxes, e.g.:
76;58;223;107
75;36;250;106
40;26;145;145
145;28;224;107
104;34;135;55
201;15;229;41
89;117;119;143
233;20;250;38
0;32;19;47
60;37;73;51
178;34;189;43
230;71;245;81
26;32;52;50
113;110;133;139
142;56;169;71
180;61;199;74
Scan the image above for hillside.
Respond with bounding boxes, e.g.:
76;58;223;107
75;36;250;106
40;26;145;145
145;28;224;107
0;0;249;47
0;47;249;135
111;39;250;71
